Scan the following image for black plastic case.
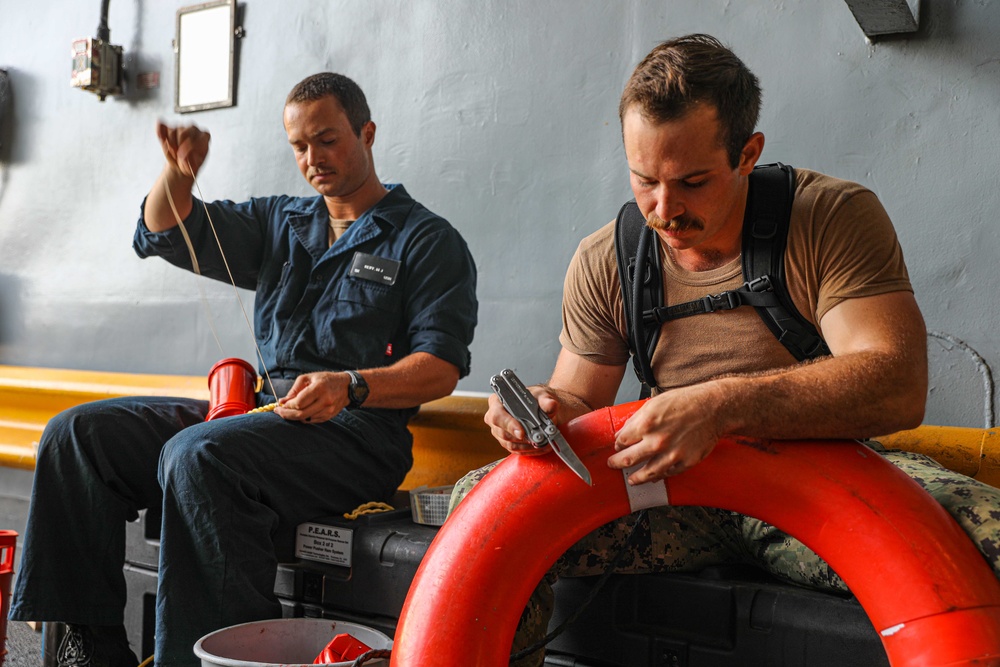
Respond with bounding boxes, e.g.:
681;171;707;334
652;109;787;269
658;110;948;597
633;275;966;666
545;568;889;666
116;505;890;667
273;507;438;632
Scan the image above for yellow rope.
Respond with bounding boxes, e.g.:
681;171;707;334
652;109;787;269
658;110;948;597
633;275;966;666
138;656;154;667
343;501;394;520
246;402;279;414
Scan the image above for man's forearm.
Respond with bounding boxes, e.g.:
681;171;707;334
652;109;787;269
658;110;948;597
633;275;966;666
358;352;461;409
146;122;210;231
712;292;929;440
710;348;927;440
144;166;195;233
544;348;628;423
610;292;928;483
538;384;595;423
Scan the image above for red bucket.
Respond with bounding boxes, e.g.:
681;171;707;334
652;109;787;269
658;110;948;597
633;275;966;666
206;358;257;421
0;530;18;666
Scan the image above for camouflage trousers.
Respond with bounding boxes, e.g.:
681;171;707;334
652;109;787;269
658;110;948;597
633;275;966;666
448;447;1000;667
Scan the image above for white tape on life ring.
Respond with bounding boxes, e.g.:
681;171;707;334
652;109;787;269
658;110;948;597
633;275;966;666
623;463;669;511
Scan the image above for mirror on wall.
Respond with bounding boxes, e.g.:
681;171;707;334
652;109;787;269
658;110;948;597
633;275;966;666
174;0;239;113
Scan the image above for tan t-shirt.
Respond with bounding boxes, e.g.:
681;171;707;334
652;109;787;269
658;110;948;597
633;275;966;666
559;169;913;392
329;217;354;246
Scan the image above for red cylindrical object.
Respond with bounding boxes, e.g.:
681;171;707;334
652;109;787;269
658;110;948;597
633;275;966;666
391;400;1000;667
0;530;18;667
206;358;257;421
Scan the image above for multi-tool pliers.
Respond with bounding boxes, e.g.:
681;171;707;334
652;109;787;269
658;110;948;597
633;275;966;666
490;368;593;486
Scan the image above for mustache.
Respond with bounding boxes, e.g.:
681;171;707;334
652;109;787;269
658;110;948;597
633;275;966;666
645;211;703;233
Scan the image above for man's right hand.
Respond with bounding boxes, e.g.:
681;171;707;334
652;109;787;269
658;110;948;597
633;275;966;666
156;121;211;179
485;350;624;456
145;122;212;232
484;386;564;456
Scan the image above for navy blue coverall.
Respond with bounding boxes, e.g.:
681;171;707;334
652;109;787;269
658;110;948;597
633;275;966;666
10;184;478;666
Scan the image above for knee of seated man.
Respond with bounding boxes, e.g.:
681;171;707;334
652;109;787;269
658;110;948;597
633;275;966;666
158;422;245;489
36;409;78;458
37;400;124;459
447;459;503;516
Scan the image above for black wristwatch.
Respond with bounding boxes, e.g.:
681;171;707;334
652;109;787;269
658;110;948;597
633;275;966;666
345;370;370;408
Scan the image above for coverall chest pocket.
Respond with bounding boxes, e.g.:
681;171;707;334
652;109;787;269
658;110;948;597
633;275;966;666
256;261;294;345
320;277;403;368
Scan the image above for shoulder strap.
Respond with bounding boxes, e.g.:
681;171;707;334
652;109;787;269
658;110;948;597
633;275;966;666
613;164;828;397
743;163;830;361
614;201;660;393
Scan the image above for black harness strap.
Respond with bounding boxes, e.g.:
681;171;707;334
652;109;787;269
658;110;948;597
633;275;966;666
742;164;830;361
614;201;661;394
613;163;830;396
644;276;781;325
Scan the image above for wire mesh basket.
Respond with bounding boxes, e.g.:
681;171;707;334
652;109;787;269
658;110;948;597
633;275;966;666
409;485;454;526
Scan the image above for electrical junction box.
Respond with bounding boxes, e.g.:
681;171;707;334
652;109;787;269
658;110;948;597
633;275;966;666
71;37;123;100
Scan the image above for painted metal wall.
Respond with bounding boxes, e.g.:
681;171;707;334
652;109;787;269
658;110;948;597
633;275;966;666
0;1;996;428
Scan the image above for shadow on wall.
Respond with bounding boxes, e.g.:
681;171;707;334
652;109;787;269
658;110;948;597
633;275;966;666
0;67;37;167
0;67;11;205
0;68;10;161
0;273;25;362
122;0;164;107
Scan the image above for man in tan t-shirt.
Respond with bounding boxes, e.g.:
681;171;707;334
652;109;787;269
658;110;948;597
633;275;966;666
490;36;928;478
560;168;912;393
460;33;1000;666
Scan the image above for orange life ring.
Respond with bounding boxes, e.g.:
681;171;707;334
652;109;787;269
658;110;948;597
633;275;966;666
391;400;1000;666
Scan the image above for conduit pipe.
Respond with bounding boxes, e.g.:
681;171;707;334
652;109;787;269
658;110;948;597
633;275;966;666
391;400;1000;666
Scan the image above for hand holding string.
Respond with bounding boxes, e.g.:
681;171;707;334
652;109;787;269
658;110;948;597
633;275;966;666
156;120;211;180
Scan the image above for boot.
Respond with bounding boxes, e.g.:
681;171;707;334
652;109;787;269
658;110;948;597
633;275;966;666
56;624;139;667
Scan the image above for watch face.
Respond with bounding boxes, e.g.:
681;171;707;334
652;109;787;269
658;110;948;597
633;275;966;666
352;382;369;401
349;372;369;405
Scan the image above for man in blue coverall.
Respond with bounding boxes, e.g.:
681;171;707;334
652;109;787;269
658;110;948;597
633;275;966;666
10;73;478;667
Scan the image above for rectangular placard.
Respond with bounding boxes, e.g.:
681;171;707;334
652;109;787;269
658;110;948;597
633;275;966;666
295;522;353;567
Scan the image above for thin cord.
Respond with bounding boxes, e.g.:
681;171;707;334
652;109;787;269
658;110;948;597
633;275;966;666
163;168;277;398
928;331;995;429
351;649;392;665
509;509;650;664
188;174;277;396
162;178;225;354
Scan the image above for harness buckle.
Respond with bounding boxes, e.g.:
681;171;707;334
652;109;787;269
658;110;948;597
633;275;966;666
746;275;774;293
702;291;742;313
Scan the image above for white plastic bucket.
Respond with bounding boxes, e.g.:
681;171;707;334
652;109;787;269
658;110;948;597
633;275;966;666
193;618;391;667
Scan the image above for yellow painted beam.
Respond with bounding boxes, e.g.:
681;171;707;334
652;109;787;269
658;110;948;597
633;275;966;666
0;365;208;399
1;365;997;494
878;425;1000;488
0;442;38;471
0;366;505;485
402;393;502;489
0;365;208;470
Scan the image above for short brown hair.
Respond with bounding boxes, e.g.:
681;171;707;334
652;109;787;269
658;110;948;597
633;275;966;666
619;34;761;168
285;73;371;136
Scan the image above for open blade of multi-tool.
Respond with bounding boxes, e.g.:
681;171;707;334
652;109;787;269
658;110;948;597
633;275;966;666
490;368;593;486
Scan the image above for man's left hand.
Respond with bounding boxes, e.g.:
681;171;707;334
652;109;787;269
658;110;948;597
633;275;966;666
274;371;350;423
608;382;725;484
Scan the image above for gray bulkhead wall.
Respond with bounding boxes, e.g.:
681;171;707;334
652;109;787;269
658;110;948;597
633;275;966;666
0;1;997;428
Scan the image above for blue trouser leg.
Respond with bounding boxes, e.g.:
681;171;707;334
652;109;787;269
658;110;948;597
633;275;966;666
9;397;207;625
10;395;412;667
154;410;411;667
